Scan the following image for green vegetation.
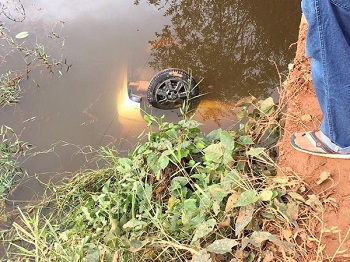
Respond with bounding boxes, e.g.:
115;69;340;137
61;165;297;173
0;125;31;202
0;4;321;261
0;71;22;107
0;8;68;204
0;96;321;261
0;22;69;108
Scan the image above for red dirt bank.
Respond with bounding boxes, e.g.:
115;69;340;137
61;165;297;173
279;16;350;260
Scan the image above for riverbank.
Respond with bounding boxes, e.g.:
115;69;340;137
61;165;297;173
2;12;348;262
279;15;350;260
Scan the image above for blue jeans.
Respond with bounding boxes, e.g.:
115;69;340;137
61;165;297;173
302;0;350;154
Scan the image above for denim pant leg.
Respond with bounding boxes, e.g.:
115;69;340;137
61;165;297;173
302;0;350;153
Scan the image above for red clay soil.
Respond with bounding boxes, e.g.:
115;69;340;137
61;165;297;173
278;15;350;260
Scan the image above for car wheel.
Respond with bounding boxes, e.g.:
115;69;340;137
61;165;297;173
147;68;199;110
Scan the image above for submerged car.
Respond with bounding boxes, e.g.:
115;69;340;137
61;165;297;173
127;68;200;110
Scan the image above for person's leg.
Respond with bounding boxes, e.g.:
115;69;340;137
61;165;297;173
291;0;350;156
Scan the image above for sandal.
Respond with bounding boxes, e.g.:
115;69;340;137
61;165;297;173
290;131;350;159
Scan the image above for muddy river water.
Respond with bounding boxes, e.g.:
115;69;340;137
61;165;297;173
0;0;301;203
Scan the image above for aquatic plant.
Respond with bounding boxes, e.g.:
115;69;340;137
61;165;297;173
0;18;70;107
0;71;21;107
0;125;31;201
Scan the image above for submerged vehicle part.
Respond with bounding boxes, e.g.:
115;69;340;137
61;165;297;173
128;68;199;110
147;68;199;110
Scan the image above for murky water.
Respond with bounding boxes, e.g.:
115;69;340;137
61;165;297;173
0;0;301;203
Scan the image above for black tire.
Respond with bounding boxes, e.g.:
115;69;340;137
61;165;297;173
147;68;199;110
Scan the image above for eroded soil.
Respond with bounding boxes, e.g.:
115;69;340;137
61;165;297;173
279;16;350;260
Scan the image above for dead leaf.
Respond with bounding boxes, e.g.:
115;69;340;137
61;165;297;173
301;114;312;122
225;192;239;212
322;226;341;234
305;194;322;209
316;171;331;185
288;63;294;71
207;238;239;254
113;252;122;262
234;250;246;259
248;231;294;250
272;177;289;184
288;192;305;202
282;229;293;241
262;251;274;262
235;204;255;236
217;217;231;228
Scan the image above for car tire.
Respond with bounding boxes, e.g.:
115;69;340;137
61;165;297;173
147;68;199;110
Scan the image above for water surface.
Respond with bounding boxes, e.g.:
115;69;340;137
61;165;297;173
0;0;301;202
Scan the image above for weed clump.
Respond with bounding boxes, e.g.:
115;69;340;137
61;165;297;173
3;96;320;261
0;126;30;202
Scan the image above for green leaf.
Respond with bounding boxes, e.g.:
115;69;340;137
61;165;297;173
246;147;265;158
81;206;93;222
178;148;189;159
15;31;29;39
170;177;188;197
219;131;234;150
237;135;255;145
234;190;259;208
207;184;227;215
171;177;188;189
117;157;133;173
122;219;147;231
259;97;275;116
165;128;177;139
208;184;228;202
236;109;248;120
183;199;197;213
179;119;202;129
235;96;256;107
0;186;6;194
222;170;240;191
85;248;100;262
206;129;221;141
260;190;274;201
147;153;161;177
212;202;221;215
203;143;224;163
158;154;169;169
207;238;239;254
195;142;206;149
191;218;216;243
129;239;149;253
222;151;234;165
235;204;255;236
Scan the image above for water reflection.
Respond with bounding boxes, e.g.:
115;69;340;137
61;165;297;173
0;1;300;202
136;0;300;102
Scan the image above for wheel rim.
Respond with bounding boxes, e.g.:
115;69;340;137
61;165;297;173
154;78;188;105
